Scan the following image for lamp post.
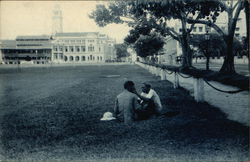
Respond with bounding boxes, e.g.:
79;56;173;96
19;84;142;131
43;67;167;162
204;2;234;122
204;30;210;70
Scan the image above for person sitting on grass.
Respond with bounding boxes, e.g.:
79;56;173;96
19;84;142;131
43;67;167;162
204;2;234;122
114;81;141;124
134;83;163;117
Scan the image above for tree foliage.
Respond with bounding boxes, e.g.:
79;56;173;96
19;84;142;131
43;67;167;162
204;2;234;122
90;0;246;73
133;32;165;58
114;43;130;59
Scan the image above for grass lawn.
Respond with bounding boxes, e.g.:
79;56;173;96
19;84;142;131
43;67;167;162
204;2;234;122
0;64;249;161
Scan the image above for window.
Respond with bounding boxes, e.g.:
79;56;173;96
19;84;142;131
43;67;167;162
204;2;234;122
70;56;74;61
71;40;75;43
235;27;240;31
64;56;68;62
179;29;182;32
81;46;86;52
76;46;80;52
235;33;240;37
97;56;99;60
53;46;58;51
65;46;68;52
100;56;102;61
54;53;58;59
99;47;101;52
59;53;63;59
70;46;74;52
88;44;94;52
75;56;79;61
199;27;203;32
59;46;63;52
193;27;197;32
90;55;92;60
82;56;85;61
93;56;95;61
88;40;94;43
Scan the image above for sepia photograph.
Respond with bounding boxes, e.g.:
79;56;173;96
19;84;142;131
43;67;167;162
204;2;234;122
0;0;249;161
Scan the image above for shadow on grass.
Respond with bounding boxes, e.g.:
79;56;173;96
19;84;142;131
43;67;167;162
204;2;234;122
0;80;249;159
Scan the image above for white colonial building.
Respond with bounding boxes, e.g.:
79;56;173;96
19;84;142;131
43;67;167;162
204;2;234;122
51;32;116;63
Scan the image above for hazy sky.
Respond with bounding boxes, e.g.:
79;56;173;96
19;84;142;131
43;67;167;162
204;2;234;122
0;1;131;43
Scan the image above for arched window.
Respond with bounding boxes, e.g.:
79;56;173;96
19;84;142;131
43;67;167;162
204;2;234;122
75;56;79;61
88;44;94;52
97;56;99;61
70;56;74;61
81;56;85;61
90;55;92;60
64;56;68;62
100;56;102;61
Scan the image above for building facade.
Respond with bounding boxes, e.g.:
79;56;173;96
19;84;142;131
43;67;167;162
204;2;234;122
0;35;52;64
174;11;246;57
51;32;116;63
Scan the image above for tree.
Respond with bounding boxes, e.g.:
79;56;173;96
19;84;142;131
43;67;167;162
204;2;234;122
132;31;165;59
135;0;225;69
89;1;228;70
187;0;245;74
114;44;130;60
191;34;224;70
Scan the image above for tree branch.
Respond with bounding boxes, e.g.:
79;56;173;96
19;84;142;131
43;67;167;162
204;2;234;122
165;27;180;41
230;0;244;35
188;12;202;33
232;0;240;12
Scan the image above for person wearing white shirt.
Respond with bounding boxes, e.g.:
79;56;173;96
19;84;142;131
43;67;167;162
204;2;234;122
134;83;163;117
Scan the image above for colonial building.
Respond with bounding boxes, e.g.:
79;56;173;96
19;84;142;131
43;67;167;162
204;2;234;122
51;32;116;63
0;35;53;64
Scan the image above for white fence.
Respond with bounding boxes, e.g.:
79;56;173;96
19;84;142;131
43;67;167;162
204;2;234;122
193;56;249;64
136;62;249;126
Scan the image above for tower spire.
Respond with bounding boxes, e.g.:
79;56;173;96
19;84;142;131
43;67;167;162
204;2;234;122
52;4;63;35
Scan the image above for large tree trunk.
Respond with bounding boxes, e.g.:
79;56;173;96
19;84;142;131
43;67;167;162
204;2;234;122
220;1;243;74
206;56;210;70
181;41;192;68
220;36;236;73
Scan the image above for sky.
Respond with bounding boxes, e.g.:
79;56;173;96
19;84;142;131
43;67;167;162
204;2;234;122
0;1;131;43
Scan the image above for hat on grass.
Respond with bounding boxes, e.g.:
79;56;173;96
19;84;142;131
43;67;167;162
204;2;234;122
100;112;116;121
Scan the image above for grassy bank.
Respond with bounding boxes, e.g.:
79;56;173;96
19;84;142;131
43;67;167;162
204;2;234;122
0;65;249;161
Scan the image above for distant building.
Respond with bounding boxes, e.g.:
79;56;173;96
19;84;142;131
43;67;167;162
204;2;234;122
161;36;178;65
0;35;53;64
51;32;116;63
174;11;246;57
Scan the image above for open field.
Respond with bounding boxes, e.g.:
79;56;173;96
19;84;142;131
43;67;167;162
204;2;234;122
0;65;249;161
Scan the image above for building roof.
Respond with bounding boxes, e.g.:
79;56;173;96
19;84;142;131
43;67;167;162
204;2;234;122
16;35;52;40
0;40;17;48
0;39;52;50
54;32;99;37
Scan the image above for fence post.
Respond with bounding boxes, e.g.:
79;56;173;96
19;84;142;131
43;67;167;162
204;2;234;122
157;67;161;76
174;71;179;88
154;67;157;75
193;77;204;102
160;69;166;80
